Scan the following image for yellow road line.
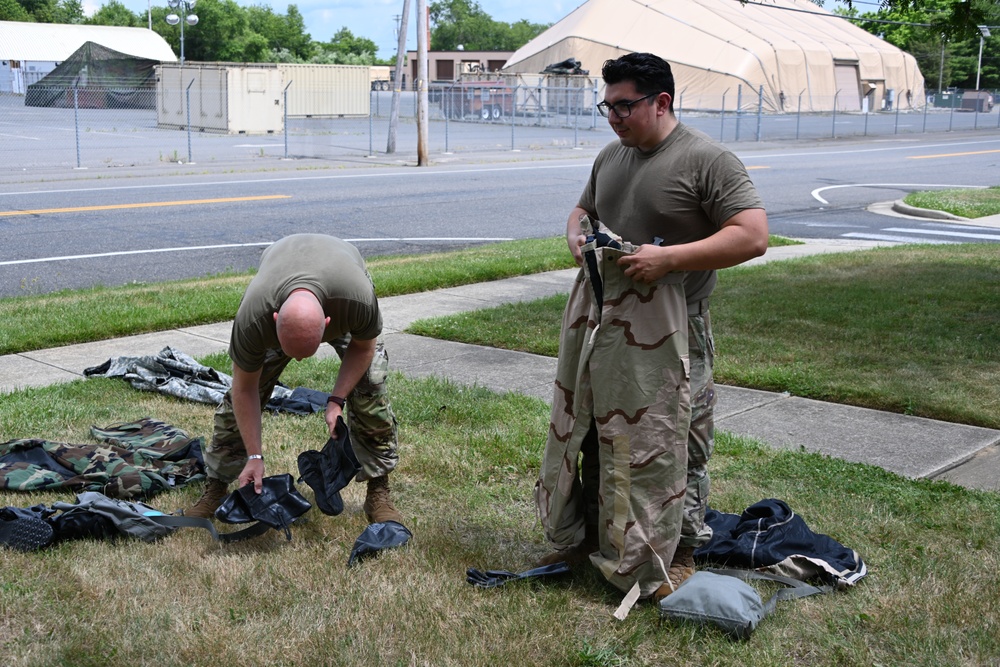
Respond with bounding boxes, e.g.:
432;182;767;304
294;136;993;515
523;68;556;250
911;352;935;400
909;149;1000;159
0;194;290;217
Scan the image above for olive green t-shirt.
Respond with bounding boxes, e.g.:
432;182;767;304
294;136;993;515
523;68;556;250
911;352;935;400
229;234;382;372
578;122;765;303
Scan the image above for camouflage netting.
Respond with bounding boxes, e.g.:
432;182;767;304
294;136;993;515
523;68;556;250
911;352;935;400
25;41;158;109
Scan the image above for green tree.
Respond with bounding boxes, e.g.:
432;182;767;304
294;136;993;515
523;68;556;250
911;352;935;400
835;0;1000;40
429;0;547;50
16;0;56;22
848;0;998;91
247;3;313;61
0;0;33;21
52;0;83;23
310;26;378;64
85;0;140;26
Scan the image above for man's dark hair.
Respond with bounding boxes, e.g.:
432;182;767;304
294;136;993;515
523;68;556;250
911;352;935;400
602;52;675;113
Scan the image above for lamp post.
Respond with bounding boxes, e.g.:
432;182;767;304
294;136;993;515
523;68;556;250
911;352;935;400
976;25;991;91
166;0;199;65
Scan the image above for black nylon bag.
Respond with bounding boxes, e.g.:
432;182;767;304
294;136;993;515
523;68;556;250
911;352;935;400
297;416;360;516
215;473;312;540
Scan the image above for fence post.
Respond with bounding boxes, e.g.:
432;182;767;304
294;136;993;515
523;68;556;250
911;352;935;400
571;88;579;148
720;91;726;142
735;84;742;142
185;78;194;164
756;85;763;141
592;82;599;128
444;84;452;154
923;98;929;133
895;99;901;134
73;86;82;169
368;89;375;157
949;93;955;131
796;90;803;140
832;90;839;139
283;80;292;159
511;84;518;151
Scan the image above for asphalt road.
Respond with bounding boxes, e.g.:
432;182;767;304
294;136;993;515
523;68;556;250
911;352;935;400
2;129;1000;298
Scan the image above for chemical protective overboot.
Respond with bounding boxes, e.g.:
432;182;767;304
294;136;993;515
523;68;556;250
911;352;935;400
654;546;697;602
363;475;404;524
183;477;230;519
535;522;599;568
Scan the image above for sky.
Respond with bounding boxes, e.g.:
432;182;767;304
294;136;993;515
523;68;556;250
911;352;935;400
108;0;578;59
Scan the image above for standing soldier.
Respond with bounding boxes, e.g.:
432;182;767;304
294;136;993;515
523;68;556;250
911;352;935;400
535;53;768;604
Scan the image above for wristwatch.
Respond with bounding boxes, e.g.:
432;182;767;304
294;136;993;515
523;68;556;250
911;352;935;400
327;395;346;409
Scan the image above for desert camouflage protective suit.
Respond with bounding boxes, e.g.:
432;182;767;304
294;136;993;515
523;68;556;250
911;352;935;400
535;219;691;597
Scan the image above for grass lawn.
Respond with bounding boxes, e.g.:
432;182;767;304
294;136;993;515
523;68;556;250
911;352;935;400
407;243;1000;430
904;186;1000;218
1;355;998;667
1;232;998;665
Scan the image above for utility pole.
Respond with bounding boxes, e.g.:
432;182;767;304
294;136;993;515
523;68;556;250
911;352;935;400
386;1;410;154
416;0;429;166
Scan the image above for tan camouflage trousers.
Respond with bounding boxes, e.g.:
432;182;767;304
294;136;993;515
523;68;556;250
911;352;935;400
205;335;399;484
684;309;716;549
535;237;691;597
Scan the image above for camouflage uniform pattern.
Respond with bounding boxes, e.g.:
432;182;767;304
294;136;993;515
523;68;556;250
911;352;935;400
205;334;399;484
535;222;691;597
0;418;205;498
683;311;716;549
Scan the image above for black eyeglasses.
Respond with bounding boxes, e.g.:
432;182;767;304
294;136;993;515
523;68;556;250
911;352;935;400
596;92;659;118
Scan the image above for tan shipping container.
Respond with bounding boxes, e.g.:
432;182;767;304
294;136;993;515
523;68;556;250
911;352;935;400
276;63;371;117
156;62;283;134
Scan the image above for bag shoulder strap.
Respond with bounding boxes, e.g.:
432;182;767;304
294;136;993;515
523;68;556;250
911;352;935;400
706;567;833;619
149;515;273;543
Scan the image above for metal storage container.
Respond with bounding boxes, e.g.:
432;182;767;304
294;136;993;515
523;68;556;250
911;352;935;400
156;62;283;134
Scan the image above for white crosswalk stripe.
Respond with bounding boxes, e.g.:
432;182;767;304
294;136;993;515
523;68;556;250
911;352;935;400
882;227;1000;241
842;233;960;244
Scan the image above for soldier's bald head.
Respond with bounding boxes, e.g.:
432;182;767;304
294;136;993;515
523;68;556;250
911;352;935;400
274;289;329;360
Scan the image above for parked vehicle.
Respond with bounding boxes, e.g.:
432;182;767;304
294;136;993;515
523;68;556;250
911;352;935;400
440;81;514;120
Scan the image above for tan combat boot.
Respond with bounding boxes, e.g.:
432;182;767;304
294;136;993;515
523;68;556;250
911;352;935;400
363;475;404;524
654;546;696;602
184;478;230;519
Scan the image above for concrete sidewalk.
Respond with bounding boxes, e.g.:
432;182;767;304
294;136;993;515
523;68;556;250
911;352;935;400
2;239;997;493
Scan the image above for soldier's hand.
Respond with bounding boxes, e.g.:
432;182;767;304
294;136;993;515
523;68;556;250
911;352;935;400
568;231;586;266
618;245;671;283
325;403;344;437
238;458;265;494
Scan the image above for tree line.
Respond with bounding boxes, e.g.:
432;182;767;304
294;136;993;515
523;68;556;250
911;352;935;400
2;0;998;90
0;0;549;65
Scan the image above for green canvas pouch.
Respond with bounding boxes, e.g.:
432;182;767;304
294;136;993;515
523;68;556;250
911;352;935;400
659;569;831;640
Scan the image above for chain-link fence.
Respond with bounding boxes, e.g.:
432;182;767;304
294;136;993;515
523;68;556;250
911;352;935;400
4;75;1000;183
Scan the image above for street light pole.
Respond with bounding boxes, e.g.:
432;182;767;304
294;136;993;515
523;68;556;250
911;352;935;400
976;25;991;91
166;0;199;65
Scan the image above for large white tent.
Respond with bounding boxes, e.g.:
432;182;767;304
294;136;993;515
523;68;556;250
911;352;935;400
503;0;925;113
0;21;176;94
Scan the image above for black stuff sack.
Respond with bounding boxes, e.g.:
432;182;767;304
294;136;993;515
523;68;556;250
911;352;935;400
297;416;360;516
215;473;311;541
348;521;412;567
659;569;831;640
